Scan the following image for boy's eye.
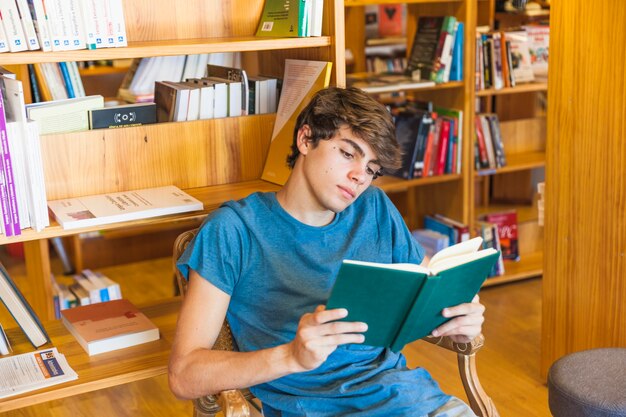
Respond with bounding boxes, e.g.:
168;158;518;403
340;149;353;159
366;167;375;175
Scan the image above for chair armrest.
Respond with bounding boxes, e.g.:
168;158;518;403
422;334;485;355
193;389;254;417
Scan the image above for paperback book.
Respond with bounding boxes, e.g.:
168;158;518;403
326;237;499;352
61;299;159;356
47;185;204;230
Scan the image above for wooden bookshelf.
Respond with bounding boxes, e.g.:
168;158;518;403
0;298;180;412
482;251;543;287
475;151;545;176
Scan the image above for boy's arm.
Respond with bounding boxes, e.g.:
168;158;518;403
168;270;367;400
430;295;485;343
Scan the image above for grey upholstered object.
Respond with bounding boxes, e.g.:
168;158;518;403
548;348;626;417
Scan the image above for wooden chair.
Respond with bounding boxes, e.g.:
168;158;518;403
173;229;500;417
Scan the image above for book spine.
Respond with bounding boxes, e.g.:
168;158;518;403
15;0;40;50
81;0;99;49
0;0;29;51
0;14;10;52
436;118;450;176
27;64;42;103
0;90;20;236
108;0;126;47
27;0;52;51
66;0;85;49
58;62;76;98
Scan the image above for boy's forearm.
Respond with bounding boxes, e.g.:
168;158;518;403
169;343;300;400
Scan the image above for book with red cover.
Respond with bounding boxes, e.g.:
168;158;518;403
483;210;519;261
61;299;159;356
377;5;404;38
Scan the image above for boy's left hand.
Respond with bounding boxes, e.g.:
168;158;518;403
430;295;485;343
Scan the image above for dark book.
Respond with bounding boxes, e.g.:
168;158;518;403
89;103;156;129
486;113;506;167
0;262;50;348
405;16;445;81
326;237;500;352
389;109;427;179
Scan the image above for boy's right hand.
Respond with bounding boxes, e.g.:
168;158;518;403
287;305;368;372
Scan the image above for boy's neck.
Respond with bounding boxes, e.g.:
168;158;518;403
276;177;336;227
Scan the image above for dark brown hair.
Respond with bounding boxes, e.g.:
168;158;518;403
286;87;401;173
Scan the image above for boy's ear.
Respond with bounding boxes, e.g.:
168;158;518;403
296;125;312;155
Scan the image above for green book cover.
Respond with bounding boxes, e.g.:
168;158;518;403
326;237;500;352
256;0;308;37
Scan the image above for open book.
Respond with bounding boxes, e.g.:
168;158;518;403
326;237;499;352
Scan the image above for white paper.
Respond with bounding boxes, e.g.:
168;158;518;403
0;347;78;399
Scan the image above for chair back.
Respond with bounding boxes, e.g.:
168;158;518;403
173;228;237;352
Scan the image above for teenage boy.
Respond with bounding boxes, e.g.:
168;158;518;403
169;87;485;416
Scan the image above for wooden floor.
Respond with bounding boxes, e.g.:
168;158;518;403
0;249;550;416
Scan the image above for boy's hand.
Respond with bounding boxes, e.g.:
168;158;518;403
287;305;367;372
430;295;485;343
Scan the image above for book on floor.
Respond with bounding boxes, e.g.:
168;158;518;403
0;262;50;348
61;298;160;356
326;237;499;352
47;185;204;230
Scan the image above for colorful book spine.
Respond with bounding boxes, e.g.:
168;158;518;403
58;62;76;98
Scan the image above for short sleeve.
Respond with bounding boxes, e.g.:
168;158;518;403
176;207;246;296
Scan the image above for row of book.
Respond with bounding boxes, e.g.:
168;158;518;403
256;0;323;38
28;62;87;102
412;210;520;278
389;101;463;180
475;24;549;91
154;68;279;123
0;71;49;237
51;269;122;319
474;113;506;170
406;16;464;84
0;0;127;53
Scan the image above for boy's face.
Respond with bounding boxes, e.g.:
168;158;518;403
297;125;382;214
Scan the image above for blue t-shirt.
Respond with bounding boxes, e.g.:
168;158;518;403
177;187;450;416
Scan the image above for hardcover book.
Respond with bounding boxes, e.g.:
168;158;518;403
256;0;308;37
483;210;519;261
326;237;499;352
61;299;160;356
88;103;157;129
47;185;204;230
0;262;50;348
405;16;445;81
261;59;332;185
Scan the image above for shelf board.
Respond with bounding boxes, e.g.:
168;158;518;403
0;180;281;245
0;297;181;412
482;251;543;287
346;0;461;6
476;82;548;97
376;173;462;193
0;36;332;65
475;151;545;176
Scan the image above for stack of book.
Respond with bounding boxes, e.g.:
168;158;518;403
0;0;128;53
474;113;506;171
51;269;123;318
475;24;549;91
0;70;49;236
406;16;464;84
29;62;86;102
387;101;463;179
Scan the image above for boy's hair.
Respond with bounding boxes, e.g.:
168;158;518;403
286;87;402;174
